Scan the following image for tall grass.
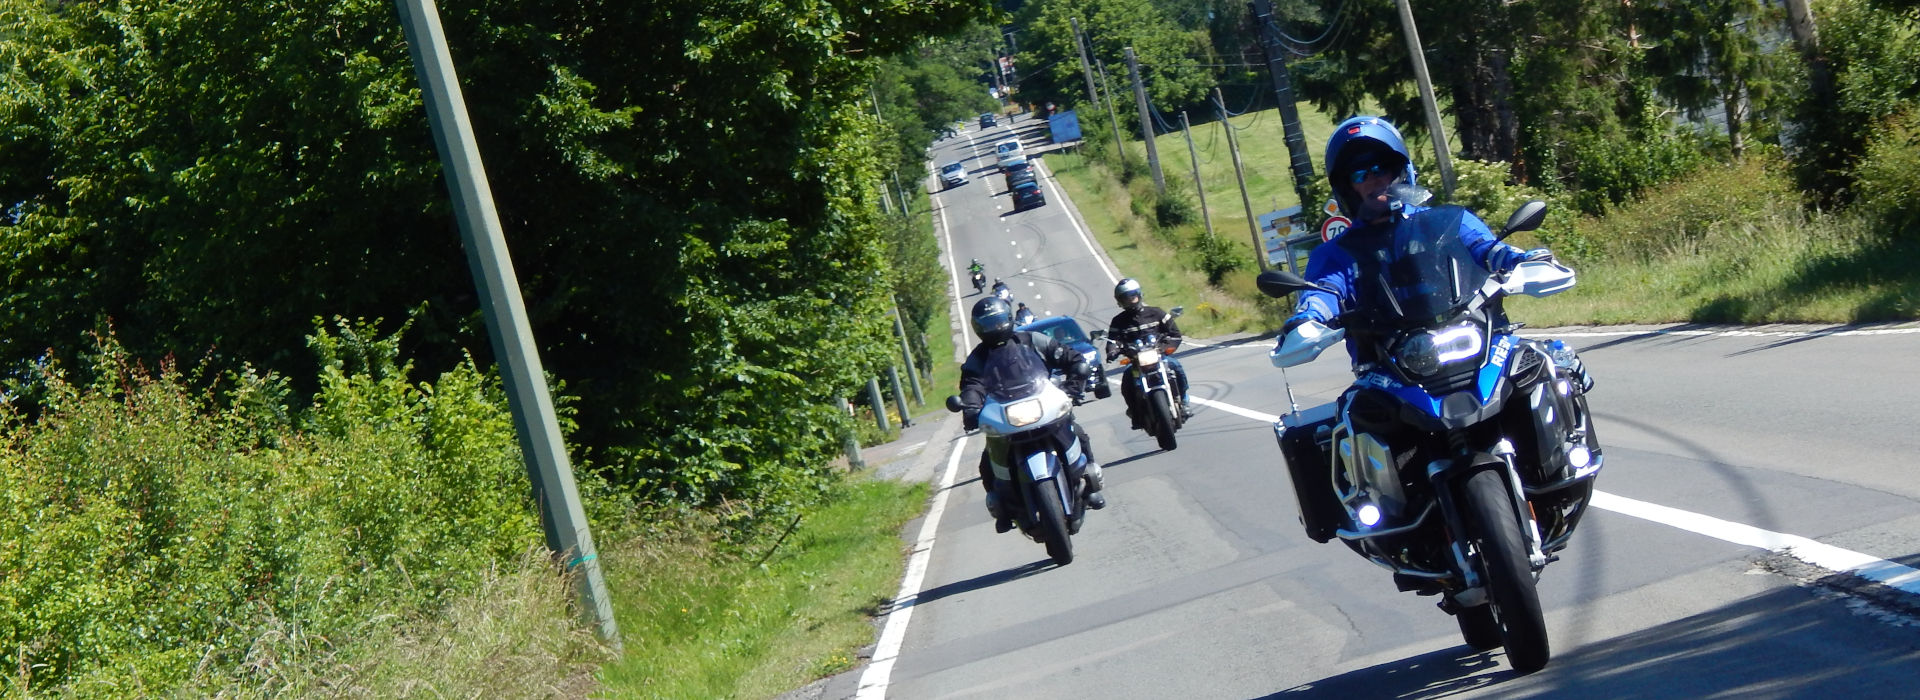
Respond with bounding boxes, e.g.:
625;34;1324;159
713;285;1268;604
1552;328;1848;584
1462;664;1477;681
596;478;927;699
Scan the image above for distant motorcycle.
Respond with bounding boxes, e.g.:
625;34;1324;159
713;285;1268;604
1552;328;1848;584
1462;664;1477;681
946;351;1100;566
1258;201;1603;674
1114;310;1186;451
972;269;987;294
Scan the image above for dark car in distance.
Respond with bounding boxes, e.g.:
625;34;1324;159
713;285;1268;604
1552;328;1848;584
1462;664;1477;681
1010;179;1046;211
1003;161;1034;190
1016;316;1112;401
980;113;997;129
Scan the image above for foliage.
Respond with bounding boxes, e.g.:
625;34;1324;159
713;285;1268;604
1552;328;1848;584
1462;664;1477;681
0;324;543;692
1850;110;1920;232
1786;0;1920;199
1016;0;1217;118
0;0;994;519
1637;0;1785;157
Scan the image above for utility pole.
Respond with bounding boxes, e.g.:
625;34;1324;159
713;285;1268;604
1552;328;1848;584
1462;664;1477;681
1216;88;1266;271
1125;47;1165;193
1094;58;1128;169
1392;0;1456;199
1179;112;1215;240
1249;0;1318;217
1071;18;1126;164
866;377;890;432
393;0;618;646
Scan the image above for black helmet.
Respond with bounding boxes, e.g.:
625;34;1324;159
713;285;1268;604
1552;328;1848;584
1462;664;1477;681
971;297;1015;343
1114;278;1144;310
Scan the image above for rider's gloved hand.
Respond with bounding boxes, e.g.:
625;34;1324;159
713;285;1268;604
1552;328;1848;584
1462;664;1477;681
962;409;980;431
1281;313;1314;337
1492;245;1555;273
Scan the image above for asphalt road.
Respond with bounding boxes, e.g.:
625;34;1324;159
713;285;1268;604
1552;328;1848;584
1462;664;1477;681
862;114;1920;699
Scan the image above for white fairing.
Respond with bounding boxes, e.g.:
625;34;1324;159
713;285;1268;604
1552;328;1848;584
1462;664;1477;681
1501;260;1577;297
1271;320;1346;368
979;380;1076;437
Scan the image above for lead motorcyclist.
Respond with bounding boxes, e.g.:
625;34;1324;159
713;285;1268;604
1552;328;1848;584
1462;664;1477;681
960;296;1106;533
1278;116;1592;389
1106;278;1191;426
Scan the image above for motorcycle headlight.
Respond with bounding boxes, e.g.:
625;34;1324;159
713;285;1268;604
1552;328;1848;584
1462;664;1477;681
1136;348;1160;367
1394;324;1483;377
1005;398;1044;427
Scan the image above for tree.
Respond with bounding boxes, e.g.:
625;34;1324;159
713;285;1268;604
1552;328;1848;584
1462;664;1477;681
1017;0;1217;122
0;0;995;514
1637;0;1781;158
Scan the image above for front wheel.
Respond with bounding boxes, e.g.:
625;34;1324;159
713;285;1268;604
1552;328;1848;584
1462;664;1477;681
1034;479;1074;566
1149;391;1178;451
1456;605;1502;651
1463;469;1549;673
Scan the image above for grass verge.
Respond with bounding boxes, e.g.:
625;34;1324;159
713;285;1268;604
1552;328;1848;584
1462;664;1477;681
596;475;929;699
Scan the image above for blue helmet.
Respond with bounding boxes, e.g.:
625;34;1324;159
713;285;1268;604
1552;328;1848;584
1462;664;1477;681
1324;116;1417;217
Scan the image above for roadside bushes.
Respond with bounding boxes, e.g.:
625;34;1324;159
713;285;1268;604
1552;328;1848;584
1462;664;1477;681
0;323;545;692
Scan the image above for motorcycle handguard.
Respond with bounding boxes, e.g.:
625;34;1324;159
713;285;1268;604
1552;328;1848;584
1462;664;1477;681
1499;260;1576;298
1272;320;1344;368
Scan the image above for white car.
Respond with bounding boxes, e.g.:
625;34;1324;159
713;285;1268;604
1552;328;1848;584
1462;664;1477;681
938;162;968;189
995;139;1025;168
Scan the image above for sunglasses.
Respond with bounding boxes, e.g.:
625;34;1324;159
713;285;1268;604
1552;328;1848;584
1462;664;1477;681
1348;163;1392;185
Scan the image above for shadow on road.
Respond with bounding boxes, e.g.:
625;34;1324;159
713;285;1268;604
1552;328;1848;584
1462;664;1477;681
889;560;1054;612
1250;584;1920;699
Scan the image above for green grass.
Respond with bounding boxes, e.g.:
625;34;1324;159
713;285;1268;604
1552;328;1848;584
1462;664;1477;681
596;476;928;700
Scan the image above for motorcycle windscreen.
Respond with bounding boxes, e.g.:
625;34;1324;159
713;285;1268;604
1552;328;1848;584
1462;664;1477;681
1343;206;1489;325
980;343;1051;401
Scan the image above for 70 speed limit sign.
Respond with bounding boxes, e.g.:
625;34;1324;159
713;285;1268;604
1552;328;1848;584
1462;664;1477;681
1320;215;1351;242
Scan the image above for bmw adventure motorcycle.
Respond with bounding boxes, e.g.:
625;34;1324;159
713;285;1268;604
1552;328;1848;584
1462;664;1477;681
1257;201;1602;674
1114;307;1186;452
946;347;1101;566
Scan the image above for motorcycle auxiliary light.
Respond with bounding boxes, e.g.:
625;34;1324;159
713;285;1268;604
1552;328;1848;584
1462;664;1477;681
1356;501;1384;528
1136;348;1161;368
1004;398;1045;427
1395;324;1482;377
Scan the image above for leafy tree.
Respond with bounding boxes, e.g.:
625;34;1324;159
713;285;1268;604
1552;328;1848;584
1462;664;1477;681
0;0;995;516
1637;0;1783;158
1016;0;1216;122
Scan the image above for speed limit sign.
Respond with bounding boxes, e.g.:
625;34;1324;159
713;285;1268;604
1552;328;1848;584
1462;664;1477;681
1320;215;1351;242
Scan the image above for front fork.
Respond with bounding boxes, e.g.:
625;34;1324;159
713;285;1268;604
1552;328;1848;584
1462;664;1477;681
1431;435;1549;599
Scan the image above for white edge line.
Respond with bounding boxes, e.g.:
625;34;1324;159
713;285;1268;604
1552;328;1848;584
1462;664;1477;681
935;173;972;353
855;434;969;700
1193;395;1920;597
1034;158;1120;285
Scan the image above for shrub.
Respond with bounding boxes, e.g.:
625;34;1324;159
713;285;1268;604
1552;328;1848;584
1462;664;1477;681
1850;110;1920;232
0;324;545;692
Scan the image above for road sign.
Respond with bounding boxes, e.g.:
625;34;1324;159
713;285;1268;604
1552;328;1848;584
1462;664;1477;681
1321;215;1351;242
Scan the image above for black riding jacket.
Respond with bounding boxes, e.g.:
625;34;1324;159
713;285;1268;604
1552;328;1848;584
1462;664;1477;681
958;331;1088;415
1105;305;1183;357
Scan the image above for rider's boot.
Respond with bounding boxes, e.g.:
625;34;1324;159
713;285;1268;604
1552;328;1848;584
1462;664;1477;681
985;492;1014;533
1083;461;1107;510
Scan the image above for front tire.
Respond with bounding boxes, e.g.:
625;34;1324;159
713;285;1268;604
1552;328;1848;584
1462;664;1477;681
1035;480;1074;566
1456;605;1503;651
1463;469;1550;673
1149;392;1178;451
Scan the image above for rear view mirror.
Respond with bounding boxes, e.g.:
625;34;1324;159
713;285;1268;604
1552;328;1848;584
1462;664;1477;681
1089;329;1106;342
945;395;965;413
1256;269;1319;298
1499;200;1548;240
1170;306;1184;318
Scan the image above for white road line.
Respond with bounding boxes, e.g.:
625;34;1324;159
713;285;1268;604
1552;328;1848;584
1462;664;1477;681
1034;159;1119;284
1552;326;1920;339
1191;396;1920;595
856;435;969;700
935;195;972;352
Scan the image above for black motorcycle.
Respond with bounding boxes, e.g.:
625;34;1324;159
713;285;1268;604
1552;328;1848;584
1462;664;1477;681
1258;201;1602;674
971;269;987;294
947;348;1100;566
1113;309;1186;451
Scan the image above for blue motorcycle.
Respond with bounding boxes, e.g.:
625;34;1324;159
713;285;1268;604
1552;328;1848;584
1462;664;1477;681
1257;201;1603;674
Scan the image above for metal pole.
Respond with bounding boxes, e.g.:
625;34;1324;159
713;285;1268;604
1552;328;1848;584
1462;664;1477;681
1393;0;1456;200
1216;89;1267;271
867;377;891;432
887;365;912;428
393;0;618;647
891;305;923;405
1179;112;1216;240
1094;58;1129;169
1125;48;1165;193
1072;18;1125;164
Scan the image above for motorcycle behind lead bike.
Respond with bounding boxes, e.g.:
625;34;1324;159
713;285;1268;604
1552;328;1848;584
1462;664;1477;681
1258;200;1603;674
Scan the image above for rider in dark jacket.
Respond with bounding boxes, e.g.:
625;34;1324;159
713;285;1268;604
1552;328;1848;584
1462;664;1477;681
960;296;1105;532
1105;278;1190;427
